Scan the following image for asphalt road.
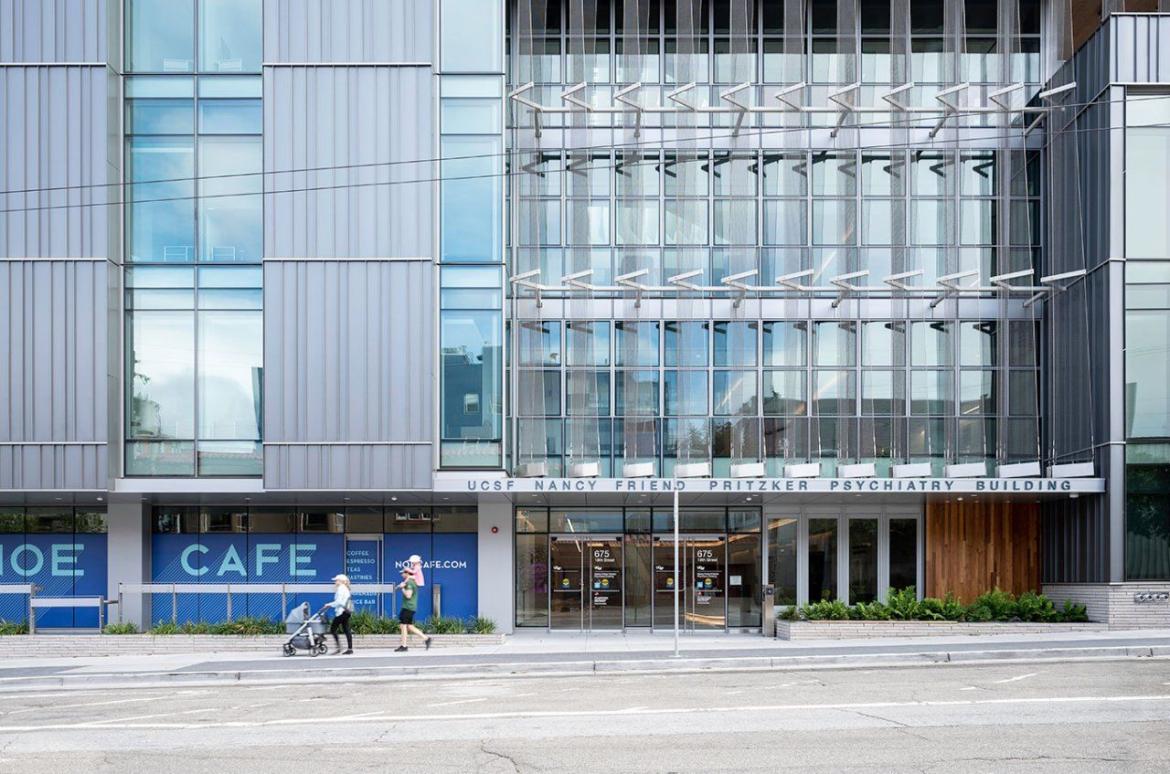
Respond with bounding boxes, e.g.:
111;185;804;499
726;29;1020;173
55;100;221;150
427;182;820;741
0;659;1166;772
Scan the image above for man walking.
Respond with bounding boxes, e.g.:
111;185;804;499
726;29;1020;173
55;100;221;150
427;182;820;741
395;564;432;652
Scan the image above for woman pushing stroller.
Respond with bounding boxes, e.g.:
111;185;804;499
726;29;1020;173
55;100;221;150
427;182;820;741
326;574;355;655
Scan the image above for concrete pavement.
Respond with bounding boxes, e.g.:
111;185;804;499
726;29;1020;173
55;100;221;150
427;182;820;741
0;628;1168;692
0;659;1166;772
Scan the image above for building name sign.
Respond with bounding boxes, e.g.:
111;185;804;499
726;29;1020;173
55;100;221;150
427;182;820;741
445;477;1106;495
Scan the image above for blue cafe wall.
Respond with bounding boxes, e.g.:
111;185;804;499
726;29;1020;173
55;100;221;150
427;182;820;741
0;533;107;627
150;531;478;624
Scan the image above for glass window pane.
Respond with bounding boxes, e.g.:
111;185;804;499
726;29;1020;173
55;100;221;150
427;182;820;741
862;321;905;366
128;311;195;439
441;0;503;71
764;322;807;367
763;371;807;416
615;322;660;367
616;370;659;415
768;516;798;606
862;371;905;416
811;153;857;196
814;321;856;366
959;370;996;415
961;153;997;195
762;154;807;196
127;0;194;72
664;321;709;366
664;371;708;415
566;321;611;367
198;136;262;262
1126;310;1170;438
814;371;856;415
862;153;905;196
911;321;954;366
198;99;262;133
911;200;952;245
198;76;263;98
961;199;994;245
763;200;807;245
198;311;262;440
889;518;918;592
127;99;195;134
712;155;757;196
565;371;610;416
1126;95;1170;258
198;266;262;288
911;371;954;415
441;98;503;134
617;201;661;245
665;201;708;245
714;200;757;246
960;321;997;367
127;266;195;288
441;310;503;440
126;441;195;476
127;137;196;263
808;518;839;602
442;135;503;261
812;200;857;245
714;371;757;415
515;534;549;626
848;519;878;604
517;321;561;366
199;0;262;72
1009;371;1038;416
714;321;758;367
517;370;560;416
198;441;262;475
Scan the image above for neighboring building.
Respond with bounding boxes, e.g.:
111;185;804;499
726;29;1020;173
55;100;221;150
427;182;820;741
0;1;1166;633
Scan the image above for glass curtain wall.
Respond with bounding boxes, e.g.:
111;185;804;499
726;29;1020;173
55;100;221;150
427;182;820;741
124;0;263;476
1124;90;1170;580
506;1;1043;478
441;1;507;468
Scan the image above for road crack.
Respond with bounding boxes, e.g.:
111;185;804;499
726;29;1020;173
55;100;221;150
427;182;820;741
479;740;521;772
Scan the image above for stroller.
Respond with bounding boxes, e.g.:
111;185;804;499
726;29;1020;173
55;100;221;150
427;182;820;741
282;602;331;657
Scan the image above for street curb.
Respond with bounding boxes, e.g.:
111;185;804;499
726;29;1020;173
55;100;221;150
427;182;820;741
0;645;1167;693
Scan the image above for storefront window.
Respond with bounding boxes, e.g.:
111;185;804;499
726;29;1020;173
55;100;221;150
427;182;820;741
768;516;797;606
808;518;838;602
889;518;919;591
848;519;879;604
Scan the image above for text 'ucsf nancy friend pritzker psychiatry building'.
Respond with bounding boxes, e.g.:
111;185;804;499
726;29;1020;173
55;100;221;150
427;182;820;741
1;0;1169;632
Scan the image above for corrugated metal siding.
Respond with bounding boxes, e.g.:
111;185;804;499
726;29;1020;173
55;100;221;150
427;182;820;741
264;66;433;259
263;260;434;490
0;66;111;259
264;0;432;64
0;0;106;63
1042;495;1110;584
1112;14;1170;83
0;260;108;490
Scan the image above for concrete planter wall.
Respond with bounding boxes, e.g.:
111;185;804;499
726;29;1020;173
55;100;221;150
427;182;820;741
1043;583;1170;628
0;634;505;658
776;620;1107;640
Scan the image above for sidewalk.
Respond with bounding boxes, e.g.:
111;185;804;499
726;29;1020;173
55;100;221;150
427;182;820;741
1;628;1168;692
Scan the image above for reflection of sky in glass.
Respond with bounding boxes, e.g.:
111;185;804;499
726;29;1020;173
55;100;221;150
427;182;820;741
128;138;195;262
199;312;262;439
129;312;195;438
128;0;194;71
199;136;262;262
200;0;262;72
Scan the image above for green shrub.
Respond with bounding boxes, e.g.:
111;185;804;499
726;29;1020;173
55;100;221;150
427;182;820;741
209;617;282;636
801;599;850;620
1059;600;1089;623
852;601;892;620
0;620;29;635
469;616;496;634
885;586;921;620
969;588;1019;621
921;593;967;621
420;615;467;634
1016;591;1059;622
103;622;138;635
150;621;179;635
778;605;802;621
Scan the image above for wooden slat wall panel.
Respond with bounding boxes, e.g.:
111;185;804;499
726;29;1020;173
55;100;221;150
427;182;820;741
925;500;1041;603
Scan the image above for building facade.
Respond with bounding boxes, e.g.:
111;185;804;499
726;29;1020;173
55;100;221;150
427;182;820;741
0;0;1166;633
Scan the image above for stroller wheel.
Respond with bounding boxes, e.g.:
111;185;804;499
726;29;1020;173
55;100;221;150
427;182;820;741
315;642;329;656
282;643;295;657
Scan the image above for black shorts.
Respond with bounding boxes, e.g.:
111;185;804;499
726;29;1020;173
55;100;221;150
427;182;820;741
398;608;415;625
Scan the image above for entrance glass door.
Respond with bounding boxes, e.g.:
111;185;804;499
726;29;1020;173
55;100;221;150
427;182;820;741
652;535;727;631
549;535;623;630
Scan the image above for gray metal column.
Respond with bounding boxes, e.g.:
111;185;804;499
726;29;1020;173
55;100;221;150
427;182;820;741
106;497;151;629
477;493;514;633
